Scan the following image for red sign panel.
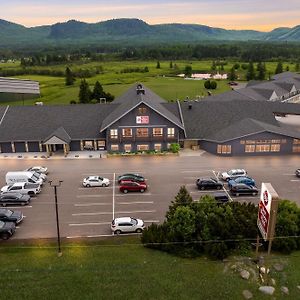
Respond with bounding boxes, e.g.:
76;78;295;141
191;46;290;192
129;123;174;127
258;201;270;238
136;116;149;124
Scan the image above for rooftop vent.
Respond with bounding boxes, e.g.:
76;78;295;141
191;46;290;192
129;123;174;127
136;84;145;95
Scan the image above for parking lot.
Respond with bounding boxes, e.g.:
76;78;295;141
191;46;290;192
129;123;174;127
0;153;299;240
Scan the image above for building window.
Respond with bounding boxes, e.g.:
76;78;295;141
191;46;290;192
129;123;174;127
138;107;147;115
255;145;270;152
153;128;163;137
293;146;300;152
167;128;175;138
84;141;94;150
240;140;245;145
154;144;162;151
245;145;255;153
110;129;118;139
137;144;149;151
293;139;300;145
124;144;132;152
245;140;256;144
271;139;281;144
111;144;119;151
98;141;105;149
122;128;132;137
136;128;149;137
217;145;231;154
271;144;280;152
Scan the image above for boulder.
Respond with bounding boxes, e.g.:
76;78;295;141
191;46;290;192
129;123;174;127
240;270;250;280
273;263;284;271
242;290;253;299
281;286;289;295
259;286;275;295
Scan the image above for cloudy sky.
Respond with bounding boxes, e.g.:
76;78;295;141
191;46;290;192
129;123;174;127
2;0;300;31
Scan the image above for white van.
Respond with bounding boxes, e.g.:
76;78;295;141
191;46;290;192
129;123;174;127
5;172;43;186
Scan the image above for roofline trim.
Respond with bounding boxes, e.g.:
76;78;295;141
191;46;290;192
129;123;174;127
177;100;187;138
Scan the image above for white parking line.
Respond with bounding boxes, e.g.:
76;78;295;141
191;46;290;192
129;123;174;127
212;170;233;202
144;220;159;223
113;173;115;219
78;187;113;190
82;173;114;175
4;206;32;209
72;212;112;216
116;210;156;214
290;179;300;182
74;203;111;207
118;201;154;205
72;210;156;217
185;183;197;186
190;191;212;194
69;222;111;226
116;193;152;197
283;173;296;176
181;170;212;173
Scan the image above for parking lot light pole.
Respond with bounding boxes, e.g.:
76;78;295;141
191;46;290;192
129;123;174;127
49;180;63;257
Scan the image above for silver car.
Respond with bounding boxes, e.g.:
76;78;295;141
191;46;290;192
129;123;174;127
83;176;110;187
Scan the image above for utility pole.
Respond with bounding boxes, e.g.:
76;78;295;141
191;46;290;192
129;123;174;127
49;180;63;257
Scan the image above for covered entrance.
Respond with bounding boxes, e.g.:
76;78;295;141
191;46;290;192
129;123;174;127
43;127;71;156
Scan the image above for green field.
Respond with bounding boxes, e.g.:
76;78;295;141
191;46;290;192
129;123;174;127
0;238;299;300
0;60;297;105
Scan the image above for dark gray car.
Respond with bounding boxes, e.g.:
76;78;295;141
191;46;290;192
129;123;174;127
0;220;16;240
0;193;30;206
0;209;23;224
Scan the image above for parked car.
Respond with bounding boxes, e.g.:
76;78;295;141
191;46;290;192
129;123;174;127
0;220;16;240
118;173;145;184
296;169;300;178
212;192;229;203
1;182;41;195
0;208;23;224
83;176;110;187
221;169;247;181
196;178;223;190
0;193;31;206
111;217;145;234
228;176;256;189
119;181;147;193
230;183;258;196
228;81;238;86
25;166;48;175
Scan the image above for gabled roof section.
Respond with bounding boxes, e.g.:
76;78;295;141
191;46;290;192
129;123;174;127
100;84;184;131
274;81;295;93
252;88;277;100
0;77;40;95
43;127;71;144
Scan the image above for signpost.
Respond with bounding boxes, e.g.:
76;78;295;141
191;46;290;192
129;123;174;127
136;116;149;124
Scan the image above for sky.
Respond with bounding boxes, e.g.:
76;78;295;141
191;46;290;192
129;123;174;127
1;0;300;31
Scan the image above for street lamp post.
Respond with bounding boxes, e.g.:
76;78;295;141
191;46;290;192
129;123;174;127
49;180;63;256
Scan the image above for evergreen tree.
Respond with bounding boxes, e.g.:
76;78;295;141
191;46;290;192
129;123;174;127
166;186;193;220
65;67;75;86
210;80;217;90
156;61;161;69
229;67;237;81
295;62;300;72
184;65;192;77
92;81;104;100
275;61;283;74
246;62;255;81
78;79;91;104
211;61;216;71
286;65;290;71
170;61;173;69
257;62;266;80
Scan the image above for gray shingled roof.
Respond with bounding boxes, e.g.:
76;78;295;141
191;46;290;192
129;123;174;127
179;100;300;141
100;84;184;131
0;77;40;95
271;72;300;81
43;127;71;144
0;104;116;142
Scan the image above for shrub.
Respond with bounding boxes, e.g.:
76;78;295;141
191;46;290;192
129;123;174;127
169;143;180;153
210;80;217;89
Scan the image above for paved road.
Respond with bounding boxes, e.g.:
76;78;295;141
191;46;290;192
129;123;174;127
0;153;299;240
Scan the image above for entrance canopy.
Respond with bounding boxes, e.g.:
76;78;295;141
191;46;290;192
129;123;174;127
43;127;71;145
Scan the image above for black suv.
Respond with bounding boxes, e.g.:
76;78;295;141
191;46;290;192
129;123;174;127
118;173;145;184
196;178;223;190
230;183;258;196
296;169;300;178
0;220;16;240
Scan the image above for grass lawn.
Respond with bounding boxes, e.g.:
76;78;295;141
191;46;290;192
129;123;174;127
0;59;297;106
0;238;299;300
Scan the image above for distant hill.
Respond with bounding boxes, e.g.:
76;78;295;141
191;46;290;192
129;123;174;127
0;18;300;48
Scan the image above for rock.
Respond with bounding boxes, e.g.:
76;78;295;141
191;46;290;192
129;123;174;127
281;286;289;295
240;270;250;280
230;264;237;270
259;266;270;274
297;285;300;290
273;263;284;271
259;286;275;295
242;290;253;299
270;278;276;286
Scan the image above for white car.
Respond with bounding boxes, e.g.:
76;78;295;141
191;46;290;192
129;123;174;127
26;166;48;175
111;217;145;234
83;176;110;187
220;169;247;181
1;182;41;195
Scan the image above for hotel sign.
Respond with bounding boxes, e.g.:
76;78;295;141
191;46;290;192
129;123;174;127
136;116;149;124
257;183;279;241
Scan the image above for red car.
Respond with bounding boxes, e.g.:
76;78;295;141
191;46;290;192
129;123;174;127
119;180;147;193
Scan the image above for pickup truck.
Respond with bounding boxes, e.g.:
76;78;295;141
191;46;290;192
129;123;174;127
1;182;41;195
